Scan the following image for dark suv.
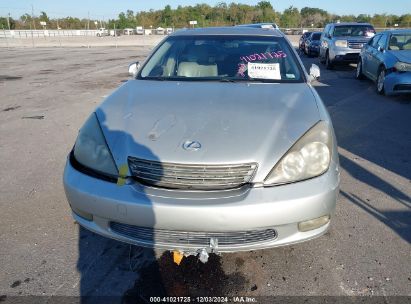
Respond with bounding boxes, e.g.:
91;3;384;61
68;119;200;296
319;22;376;69
299;31;312;51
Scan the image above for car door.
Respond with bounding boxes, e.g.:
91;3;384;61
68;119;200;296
363;34;381;79
368;34;388;79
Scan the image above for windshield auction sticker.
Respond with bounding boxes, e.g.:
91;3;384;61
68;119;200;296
247;62;281;80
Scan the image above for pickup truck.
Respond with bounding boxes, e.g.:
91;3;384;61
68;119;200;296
96;28;109;37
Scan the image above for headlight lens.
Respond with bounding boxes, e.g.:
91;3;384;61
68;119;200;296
335;40;348;48
73;113;118;176
394;61;411;72
264;121;333;186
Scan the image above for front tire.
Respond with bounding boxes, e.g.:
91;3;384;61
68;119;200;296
325;52;333;70
376;67;386;95
319;51;326;64
356;59;365;80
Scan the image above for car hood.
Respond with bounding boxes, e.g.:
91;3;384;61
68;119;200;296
391;50;411;63
96;80;320;181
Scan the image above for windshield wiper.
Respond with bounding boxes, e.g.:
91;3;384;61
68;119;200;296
219;78;242;83
142;76;167;81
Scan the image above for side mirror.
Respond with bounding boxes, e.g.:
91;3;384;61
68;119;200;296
377;46;384;52
128;62;141;77
309;64;321;82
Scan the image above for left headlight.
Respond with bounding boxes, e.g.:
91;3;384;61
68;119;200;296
335;40;348;48
264;121;333;186
73;113;118;177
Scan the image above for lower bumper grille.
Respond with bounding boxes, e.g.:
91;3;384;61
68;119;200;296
110;222;277;247
394;84;411;91
336;53;359;61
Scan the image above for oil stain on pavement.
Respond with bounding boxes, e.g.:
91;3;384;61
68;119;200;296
123;251;247;302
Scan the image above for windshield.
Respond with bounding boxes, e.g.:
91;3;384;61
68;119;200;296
333;25;375;37
389;33;411;51
312;33;321;40
139;35;303;83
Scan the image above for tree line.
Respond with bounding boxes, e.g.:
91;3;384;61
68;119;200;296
1;2;411;30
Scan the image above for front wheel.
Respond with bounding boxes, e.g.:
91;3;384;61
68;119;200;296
319;51;326;64
376;67;386;95
325;52;333;70
356;59;365;80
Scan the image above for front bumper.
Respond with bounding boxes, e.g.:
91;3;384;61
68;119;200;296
330;48;361;63
63;157;340;253
308;45;320;54
384;71;411;95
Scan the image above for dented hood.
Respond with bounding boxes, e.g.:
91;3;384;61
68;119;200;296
96;80;320;181
391;50;411;64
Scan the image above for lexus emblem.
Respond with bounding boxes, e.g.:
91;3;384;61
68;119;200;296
182;140;201;151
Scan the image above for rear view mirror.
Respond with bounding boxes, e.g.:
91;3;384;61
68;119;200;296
309;64;321;82
128;62;141;77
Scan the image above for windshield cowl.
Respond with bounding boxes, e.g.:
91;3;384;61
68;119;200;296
139;76;299;83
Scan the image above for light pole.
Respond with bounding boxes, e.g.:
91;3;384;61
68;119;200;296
7;13;11;31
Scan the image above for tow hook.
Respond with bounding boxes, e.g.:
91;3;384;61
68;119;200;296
172;237;219;265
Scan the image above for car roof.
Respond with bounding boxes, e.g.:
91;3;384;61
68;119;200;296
329;22;373;26
237;23;278;27
171;26;284;37
379;29;411;35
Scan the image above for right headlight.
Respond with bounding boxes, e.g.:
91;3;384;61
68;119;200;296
335;40;348;48
73;113;118;177
264;121;333;186
394;61;411;72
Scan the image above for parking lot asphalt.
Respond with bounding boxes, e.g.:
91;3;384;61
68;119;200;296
0;46;410;300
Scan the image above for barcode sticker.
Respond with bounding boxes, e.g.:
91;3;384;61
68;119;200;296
248;62;281;80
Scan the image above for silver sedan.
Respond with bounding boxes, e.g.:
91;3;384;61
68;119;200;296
63;27;340;255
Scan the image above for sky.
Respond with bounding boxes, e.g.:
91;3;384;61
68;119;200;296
1;0;411;20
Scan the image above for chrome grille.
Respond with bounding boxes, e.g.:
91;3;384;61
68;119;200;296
348;41;365;49
128;157;257;190
110;222;277;247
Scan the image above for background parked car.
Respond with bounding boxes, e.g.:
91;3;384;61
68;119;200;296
299;31;312;52
356;29;411;95
136;26;144;35
236;22;280;30
156;27;165;35
123;28;135;35
319;22;375;69
304;32;322;57
109;29;120;36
